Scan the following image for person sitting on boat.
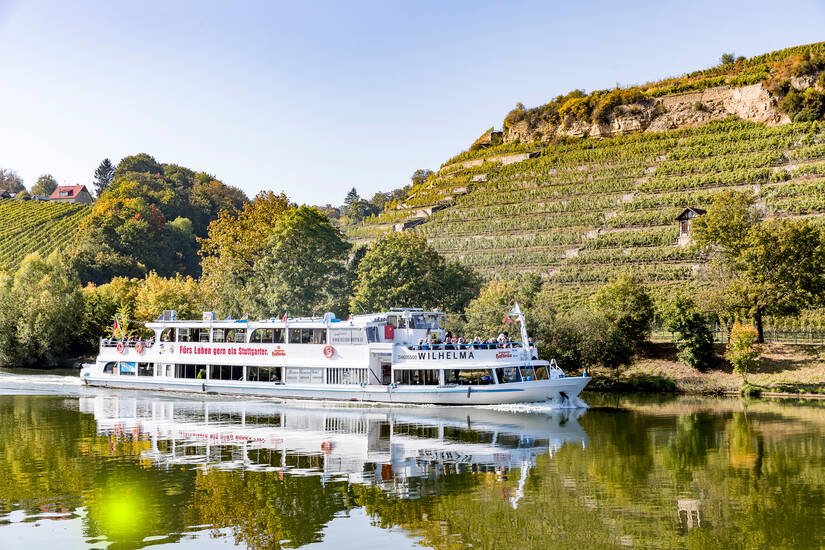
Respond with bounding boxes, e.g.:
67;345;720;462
444;336;454;350
472;337;482;349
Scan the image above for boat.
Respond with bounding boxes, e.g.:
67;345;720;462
80;304;590;406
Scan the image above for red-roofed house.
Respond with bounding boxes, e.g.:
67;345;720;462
49;185;93;205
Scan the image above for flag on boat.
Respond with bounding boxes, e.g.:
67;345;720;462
502;315;512;323
282;313;288;323
112;316;122;339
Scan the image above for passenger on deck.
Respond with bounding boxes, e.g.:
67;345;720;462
472;337;482;349
444;336;454;350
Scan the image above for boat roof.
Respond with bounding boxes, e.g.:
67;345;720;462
145;309;444;329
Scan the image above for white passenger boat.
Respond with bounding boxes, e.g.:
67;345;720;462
80;305;589;406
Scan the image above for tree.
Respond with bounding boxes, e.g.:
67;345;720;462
661;295;715;371
720;52;736;65
590;274;653;351
254;206;352;317
93;158;115;196
0;253;84;366
31;174;58;196
0;168;25;193
114;153;163;179
692;191;825;341
726;322;760;386
463;274;543;339
351;232;480;314
411;169;434;186
343;188;360;213
199;191;293;316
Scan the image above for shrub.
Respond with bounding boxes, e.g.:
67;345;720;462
590;274;654;351
726;322;760;386
661;297;715;371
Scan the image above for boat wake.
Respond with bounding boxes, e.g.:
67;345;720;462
478;395;589;413
0;371;82;387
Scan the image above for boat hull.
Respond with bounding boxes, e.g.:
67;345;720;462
81;375;590;406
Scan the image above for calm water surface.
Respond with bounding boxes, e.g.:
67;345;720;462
1;369;825;549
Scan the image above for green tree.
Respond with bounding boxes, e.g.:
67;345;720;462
661;295;715;371
351;232;481;314
590;274;653;351
93;158;115;196
114;153;163;179
720;52;736;65
343;187;360;213
0;168;25;193
411;169;434;186
726;322;760;386
31;174;58;196
0;253;84;366
692;191;825;341
254;206;351;317
463;274;542;339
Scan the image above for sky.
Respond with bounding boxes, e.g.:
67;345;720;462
0;1;824;205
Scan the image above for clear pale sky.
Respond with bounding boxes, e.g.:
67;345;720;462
0;1;823;205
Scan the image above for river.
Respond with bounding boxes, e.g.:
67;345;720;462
1;369;824;549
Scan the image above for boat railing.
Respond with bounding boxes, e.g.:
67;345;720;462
407;342;529;351
99;337;156;349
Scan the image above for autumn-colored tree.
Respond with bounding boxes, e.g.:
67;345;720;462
199;191;292;316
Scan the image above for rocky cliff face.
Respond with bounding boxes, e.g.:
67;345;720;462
503;83;791;143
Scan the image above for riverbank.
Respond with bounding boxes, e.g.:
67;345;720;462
587;342;825;396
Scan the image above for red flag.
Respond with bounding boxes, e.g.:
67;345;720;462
282;313;288;323
112;317;121;338
502;316;512;324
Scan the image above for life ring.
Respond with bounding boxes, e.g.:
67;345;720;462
135;342;144;355
117;342;126;354
320;440;333;455
323;345;334;359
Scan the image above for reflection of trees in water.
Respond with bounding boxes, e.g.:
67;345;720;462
9;395;825;550
192;472;351;549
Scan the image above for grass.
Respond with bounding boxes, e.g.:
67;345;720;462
583;342;825;396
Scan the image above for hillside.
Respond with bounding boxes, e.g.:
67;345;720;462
0;199;90;271
347;42;825;307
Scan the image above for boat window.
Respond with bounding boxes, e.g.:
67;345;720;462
177;328;191;342
175;364;203;379
288;328;301;344
411;315;427;329
212;329;226;343
225;328;246;343
387;315;398;328
209;365;244;381
533;366;549;380
160;328;174;342
443;369;494;385
138;363;153;377
397;317;408;329
366;326;378;342
519;366;535;381
329;328;366;345
250;328;285;343
394;369;439;385
103;362;116;374
495;367;521;384
426;315;442;330
284;367;323;384
198;328;210;342
119;362;137;375
247;366;282;382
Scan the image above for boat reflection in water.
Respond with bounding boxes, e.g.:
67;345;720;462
79;395;587;503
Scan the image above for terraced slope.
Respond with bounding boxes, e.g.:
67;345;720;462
0;199;90;271
349;119;825;306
